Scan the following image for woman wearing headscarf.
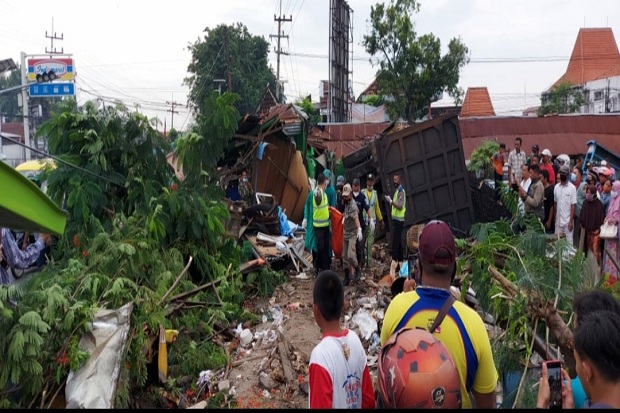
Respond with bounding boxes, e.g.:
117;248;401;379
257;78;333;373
602;180;620;281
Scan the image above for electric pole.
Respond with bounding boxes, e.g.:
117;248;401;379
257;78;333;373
269;0;291;103
166;98;180;131
225;26;232;93
45;17;64;57
20;51;31;160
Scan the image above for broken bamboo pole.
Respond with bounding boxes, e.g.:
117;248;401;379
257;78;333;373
158;256;193;305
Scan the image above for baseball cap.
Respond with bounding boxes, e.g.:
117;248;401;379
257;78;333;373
532;144;539;151
336;175;345;185
342;183;352;196
323;169;332;180
559;164;570;175
541;149;552;157
367;173;375;181
418;220;456;266
599;167;613;177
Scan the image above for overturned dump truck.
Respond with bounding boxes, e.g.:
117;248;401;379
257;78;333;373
343;114;475;243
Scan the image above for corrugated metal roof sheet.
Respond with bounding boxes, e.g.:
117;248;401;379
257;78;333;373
459;114;620;158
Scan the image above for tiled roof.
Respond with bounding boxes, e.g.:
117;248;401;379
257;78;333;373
307;122;390;158
552;28;620;88
459;114;620;158
255;83;278;118
459;87;495;117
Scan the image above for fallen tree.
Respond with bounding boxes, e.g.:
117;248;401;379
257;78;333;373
458;218;600;407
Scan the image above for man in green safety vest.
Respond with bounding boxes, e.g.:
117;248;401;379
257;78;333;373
363;173;383;268
311;173;331;275
384;172;406;280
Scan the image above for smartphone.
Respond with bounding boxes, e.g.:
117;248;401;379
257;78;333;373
546;360;563;409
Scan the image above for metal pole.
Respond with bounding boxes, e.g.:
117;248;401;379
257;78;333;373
20;52;31;161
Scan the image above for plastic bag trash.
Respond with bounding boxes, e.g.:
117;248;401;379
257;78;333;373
368;331;381;354
270;306;283;326
276;241;287;252
196;370;215;390
352;308;378;341
65;302;133;409
240;329;253;346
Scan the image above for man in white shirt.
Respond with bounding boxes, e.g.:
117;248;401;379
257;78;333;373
507;137;527;185
553;164;577;244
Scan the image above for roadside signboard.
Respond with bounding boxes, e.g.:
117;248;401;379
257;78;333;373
29;82;75;97
27;57;75;82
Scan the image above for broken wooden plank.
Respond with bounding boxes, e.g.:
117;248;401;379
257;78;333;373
278;342;295;383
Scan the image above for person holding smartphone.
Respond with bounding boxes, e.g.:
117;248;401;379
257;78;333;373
536;311;620;409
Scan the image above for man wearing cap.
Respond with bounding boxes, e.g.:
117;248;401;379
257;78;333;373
322;169;337;208
540;149;555;185
554;164;577;244
379;220;498;409
385;172;406;279
363;174;383;267
341;184;363;285
336;175;346;213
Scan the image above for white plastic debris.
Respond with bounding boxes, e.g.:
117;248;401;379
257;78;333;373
240;329;253;346
352;308;378;341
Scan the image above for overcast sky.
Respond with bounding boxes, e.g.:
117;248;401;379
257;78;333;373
1;0;618;131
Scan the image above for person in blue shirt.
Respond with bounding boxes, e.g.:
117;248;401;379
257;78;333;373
1;228;50;285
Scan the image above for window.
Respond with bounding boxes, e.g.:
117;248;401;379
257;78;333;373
594;91;604;101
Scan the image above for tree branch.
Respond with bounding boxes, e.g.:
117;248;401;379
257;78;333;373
158;256;193;306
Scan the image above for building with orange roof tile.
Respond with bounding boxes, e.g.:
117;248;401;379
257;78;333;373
547;28;620;114
459;87;495;117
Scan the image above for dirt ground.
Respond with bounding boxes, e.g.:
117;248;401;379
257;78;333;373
220;254;392;409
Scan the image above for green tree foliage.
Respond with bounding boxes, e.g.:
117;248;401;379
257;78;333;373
175;91;240;179
362;94;385;107
461;222;599;406
0;96;255;407
0;67;21;122
185;23;278;117
538;81;585;116
467;140;499;176
362;0;470;123
294;95;321;125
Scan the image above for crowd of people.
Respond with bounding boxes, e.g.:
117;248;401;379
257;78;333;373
308;218;620;409
302;169;408;285
492;137;620;281
303;139;620;409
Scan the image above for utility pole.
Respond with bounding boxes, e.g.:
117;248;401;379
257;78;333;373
269;0;291;103
225;26;232;93
20;51;31;160
166;97;179;131
45;17;64;57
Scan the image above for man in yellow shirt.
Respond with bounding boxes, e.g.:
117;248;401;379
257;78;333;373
362;174;383;268
380;220;498;408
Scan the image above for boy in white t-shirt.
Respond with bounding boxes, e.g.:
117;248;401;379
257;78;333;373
308;270;375;409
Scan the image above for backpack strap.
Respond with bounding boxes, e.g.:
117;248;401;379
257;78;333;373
428;294;456;334
394;291;456;334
